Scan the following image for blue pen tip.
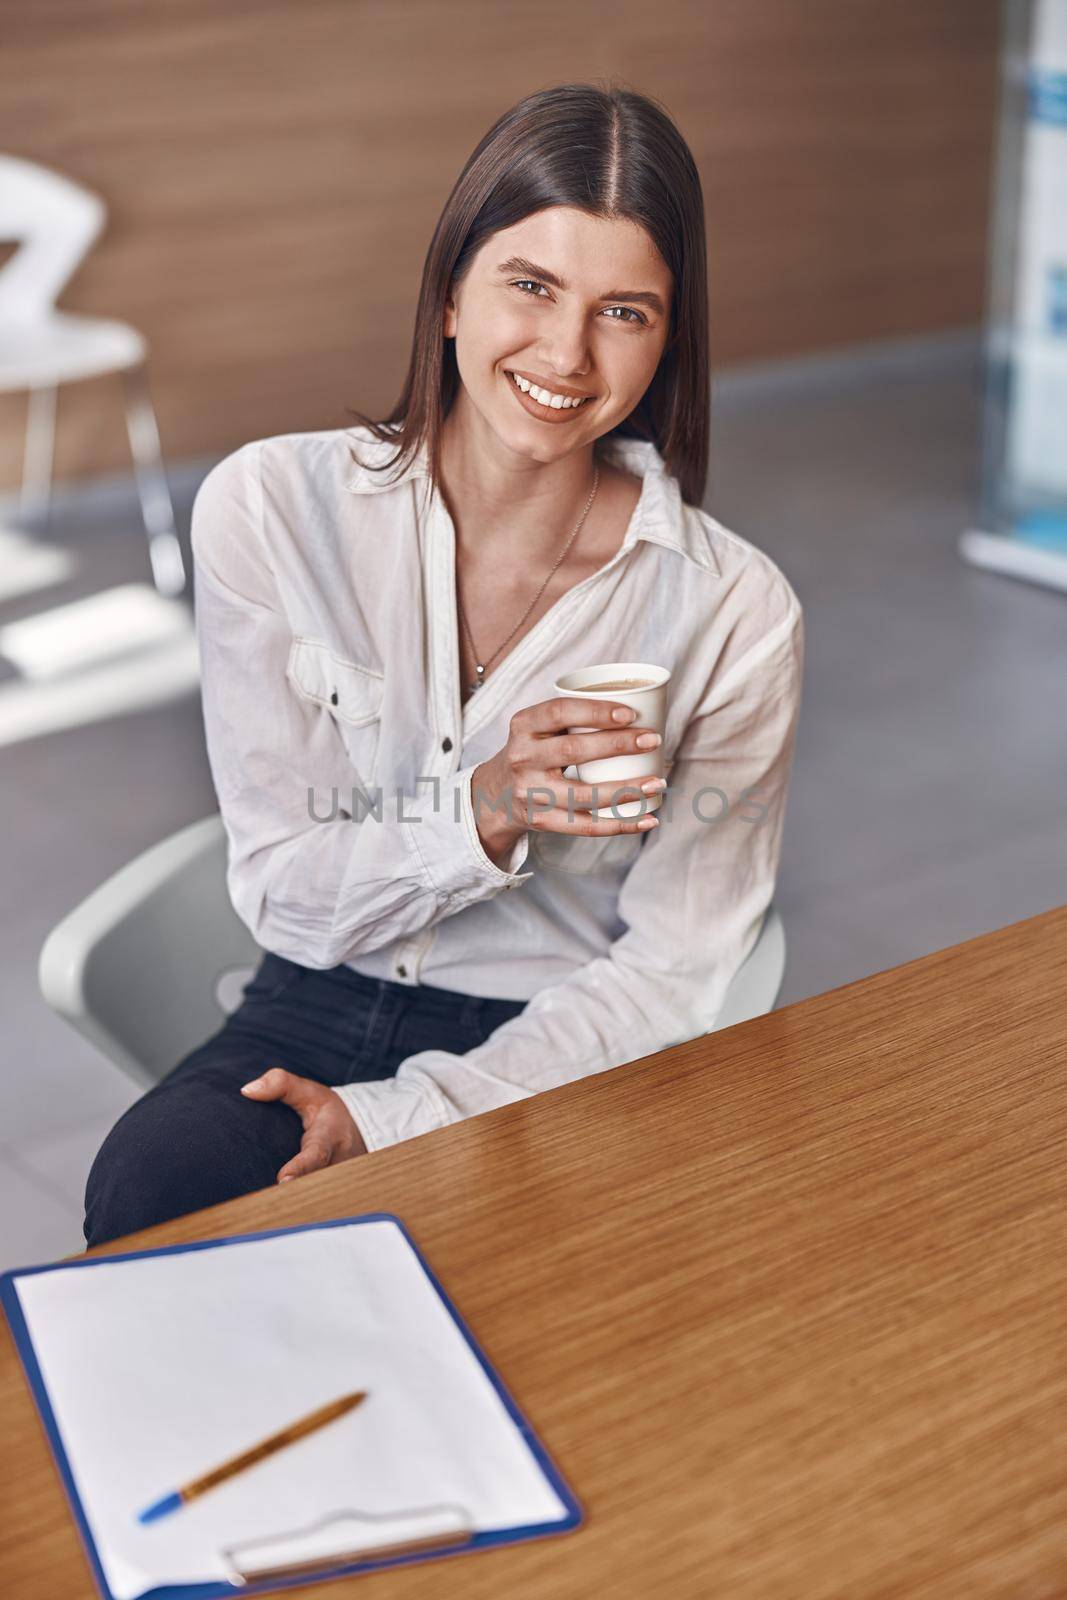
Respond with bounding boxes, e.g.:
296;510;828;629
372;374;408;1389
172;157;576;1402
137;1490;182;1525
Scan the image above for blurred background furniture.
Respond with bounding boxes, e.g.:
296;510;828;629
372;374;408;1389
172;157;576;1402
0;153;185;595
37;813;788;1090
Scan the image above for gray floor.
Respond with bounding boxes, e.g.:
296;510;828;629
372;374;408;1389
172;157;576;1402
2;328;1064;1269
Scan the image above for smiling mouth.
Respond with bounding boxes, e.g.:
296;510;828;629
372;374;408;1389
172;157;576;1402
505;371;596;410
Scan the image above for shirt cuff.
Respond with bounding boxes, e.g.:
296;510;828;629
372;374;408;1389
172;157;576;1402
333;1074;456;1152
407;765;534;900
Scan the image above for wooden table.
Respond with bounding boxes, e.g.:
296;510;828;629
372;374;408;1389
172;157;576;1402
4;905;1067;1598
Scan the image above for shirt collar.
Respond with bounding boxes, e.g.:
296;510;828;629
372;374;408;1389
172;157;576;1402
343;427;720;576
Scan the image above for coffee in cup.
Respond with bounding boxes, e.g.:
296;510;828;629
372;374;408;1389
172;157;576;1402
579;677;657;692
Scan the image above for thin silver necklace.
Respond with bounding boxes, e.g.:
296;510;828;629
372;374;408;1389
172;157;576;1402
457;465;600;696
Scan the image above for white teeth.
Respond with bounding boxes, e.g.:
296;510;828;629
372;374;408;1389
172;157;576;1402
509;372;589;409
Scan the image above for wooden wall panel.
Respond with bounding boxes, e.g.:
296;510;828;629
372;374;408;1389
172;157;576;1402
0;0;1000;490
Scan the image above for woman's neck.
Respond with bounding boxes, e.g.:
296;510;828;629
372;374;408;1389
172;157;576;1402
439;399;603;567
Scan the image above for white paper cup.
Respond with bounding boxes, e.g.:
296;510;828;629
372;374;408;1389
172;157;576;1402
553;661;671;819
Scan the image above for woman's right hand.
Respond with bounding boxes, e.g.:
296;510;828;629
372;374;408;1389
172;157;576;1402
470;696;665;865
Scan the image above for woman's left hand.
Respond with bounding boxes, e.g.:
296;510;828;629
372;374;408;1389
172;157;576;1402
240;1067;368;1182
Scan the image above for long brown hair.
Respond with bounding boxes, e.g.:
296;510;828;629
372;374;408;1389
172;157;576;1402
346;80;709;509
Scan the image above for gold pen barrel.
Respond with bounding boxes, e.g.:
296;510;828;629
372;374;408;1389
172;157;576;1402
182;1391;367;1503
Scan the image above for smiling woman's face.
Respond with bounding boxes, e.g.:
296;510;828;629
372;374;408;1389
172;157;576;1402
443;206;673;464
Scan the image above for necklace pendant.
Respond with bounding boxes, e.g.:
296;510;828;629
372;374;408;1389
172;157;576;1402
468;664;486;694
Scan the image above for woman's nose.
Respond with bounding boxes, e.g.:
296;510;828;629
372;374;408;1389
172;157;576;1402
539;321;592;380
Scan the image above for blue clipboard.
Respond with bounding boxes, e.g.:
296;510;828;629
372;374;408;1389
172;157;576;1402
0;1210;584;1600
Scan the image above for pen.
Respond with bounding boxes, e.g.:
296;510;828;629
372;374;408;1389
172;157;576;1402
136;1390;368;1525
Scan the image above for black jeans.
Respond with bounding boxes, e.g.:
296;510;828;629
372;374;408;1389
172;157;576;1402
83;952;527;1248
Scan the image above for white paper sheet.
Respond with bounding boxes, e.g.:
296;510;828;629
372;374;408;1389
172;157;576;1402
12;1216;569;1599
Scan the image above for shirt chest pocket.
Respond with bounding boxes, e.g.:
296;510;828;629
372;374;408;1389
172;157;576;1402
286;637;384;785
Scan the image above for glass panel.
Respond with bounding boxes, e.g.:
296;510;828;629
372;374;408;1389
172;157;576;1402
972;0;1067;582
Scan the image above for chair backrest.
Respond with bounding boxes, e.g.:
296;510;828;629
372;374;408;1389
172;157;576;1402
712;904;786;1031
39;815;261;1090
0;154;105;323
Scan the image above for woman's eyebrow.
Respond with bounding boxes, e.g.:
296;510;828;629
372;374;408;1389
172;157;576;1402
495;255;665;316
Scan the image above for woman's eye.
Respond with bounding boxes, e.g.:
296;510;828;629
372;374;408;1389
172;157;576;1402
511;280;647;326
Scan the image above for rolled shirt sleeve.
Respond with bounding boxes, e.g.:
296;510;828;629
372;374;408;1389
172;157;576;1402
335;599;805;1150
191;444;532;970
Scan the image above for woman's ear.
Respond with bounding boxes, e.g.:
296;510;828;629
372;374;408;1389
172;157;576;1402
443;287;457;340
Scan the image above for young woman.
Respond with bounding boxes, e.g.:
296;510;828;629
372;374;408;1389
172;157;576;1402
84;82;803;1247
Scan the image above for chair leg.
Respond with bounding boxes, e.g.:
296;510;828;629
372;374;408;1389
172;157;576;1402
21;384;58;524
120;364;187;598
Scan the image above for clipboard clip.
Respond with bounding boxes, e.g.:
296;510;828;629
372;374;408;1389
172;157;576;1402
219;1502;475;1585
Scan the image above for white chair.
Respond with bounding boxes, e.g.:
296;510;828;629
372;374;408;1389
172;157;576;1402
38;813;788;1091
0;154;185;596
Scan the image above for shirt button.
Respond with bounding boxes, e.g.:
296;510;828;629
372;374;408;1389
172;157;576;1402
441;737;452;752
330;690;338;705
396;963;408;978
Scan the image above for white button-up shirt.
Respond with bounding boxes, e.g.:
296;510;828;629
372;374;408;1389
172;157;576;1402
190;424;804;1152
